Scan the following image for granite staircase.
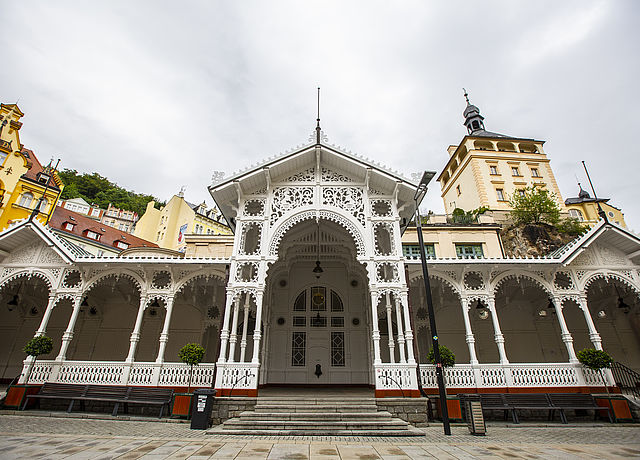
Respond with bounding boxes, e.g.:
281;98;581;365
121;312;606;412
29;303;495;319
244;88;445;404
210;396;425;436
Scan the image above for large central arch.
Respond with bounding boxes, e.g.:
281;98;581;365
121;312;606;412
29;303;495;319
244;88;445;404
261;215;372;385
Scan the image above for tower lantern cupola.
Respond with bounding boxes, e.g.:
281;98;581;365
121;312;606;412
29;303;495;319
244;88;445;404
462;89;485;135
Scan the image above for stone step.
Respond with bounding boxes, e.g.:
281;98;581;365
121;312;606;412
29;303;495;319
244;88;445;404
223;419;410;429
209;427;426;437
254;404;378;413
237;411;393;421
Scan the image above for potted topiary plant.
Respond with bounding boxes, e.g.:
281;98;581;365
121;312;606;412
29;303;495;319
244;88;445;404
427;345;457;420
577;347;615;418
22;335;53;384
173;343;205;418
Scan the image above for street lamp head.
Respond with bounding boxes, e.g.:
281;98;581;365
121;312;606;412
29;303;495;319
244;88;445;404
413;171;436;203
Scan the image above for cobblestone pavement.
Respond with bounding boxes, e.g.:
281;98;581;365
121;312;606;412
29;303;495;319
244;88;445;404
0;413;639;459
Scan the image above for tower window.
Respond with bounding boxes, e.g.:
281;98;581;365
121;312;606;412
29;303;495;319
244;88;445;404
531;168;540;177
456;185;461;196
489;166;498;175
511;167;520;176
496;189;505;201
472;121;480;130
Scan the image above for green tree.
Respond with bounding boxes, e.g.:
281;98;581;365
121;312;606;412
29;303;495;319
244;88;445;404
58;168;163;217
577;348;614;405
509;186;561;225
23;335;53;384
427;345;456;367
178;343;206;392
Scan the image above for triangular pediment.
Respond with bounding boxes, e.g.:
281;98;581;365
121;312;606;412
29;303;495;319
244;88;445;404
0;220;78;264
559;221;640;267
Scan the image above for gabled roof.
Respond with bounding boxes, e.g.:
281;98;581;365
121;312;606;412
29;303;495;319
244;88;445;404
19;148;62;191
0;219;84;263
209;133;425;232
549;220;640;265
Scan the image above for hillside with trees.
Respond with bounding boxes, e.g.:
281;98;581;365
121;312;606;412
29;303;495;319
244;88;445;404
58;169;163;217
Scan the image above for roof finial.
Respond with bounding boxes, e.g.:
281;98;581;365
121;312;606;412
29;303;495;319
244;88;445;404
316;87;321;144
463;88;470;105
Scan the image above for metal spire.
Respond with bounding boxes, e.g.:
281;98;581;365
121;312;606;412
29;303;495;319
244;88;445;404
316;87;321;144
463;88;470;105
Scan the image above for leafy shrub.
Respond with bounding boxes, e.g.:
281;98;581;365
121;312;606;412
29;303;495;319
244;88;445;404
427;345;456;367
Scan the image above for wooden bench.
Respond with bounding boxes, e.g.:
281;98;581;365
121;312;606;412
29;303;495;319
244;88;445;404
478;394;520;423
21;383;88;412
503;393;560;423
547;393;613;423
22;383;174;418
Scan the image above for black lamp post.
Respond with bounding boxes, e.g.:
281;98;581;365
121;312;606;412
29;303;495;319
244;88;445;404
413;171;451;435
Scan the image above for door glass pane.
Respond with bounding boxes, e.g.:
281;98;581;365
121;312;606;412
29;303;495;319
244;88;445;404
294;291;306;311
311;286;326;311
331;332;345;366
292;332;306;366
331;290;343;311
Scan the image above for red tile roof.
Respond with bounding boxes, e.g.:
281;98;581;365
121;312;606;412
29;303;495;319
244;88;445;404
19;148;62;190
49;206;158;251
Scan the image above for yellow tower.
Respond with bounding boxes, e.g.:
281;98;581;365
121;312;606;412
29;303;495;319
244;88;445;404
437;93;564;220
0;104;63;230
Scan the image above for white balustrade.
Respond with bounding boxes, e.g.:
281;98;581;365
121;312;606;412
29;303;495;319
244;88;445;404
57;361;125;384
418;363;610;390
128;363;156;385
375;363;418;392
215;363;259;390
158;363;216;387
23;360;54;384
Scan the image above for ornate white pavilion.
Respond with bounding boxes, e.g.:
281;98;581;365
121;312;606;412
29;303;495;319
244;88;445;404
1;130;639;398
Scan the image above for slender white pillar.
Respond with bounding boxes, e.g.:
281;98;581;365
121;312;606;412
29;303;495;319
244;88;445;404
155;297;174;364
400;292;416;364
126;296;147;363
252;291;264;363
56;295;83;361
35;295;57;336
239;294;251;362
370;292;382;364
394;295;406;363
218;292;235;363
578;295;603;350
385;293;395;363
551;296;578;363
487;297;509;364
228;295;241;363
460;298;479;365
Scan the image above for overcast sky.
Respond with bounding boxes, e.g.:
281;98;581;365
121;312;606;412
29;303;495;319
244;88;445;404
2;1;639;229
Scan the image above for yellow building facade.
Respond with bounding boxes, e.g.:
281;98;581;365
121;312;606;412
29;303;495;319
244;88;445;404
0;104;63;231
437;95;564;218
564;184;627;228
134;192;231;252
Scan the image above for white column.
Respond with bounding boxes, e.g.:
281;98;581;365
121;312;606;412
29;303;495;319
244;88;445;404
56;295;83;361
460;298;479;365
218;292;234;363
400;292;416;364
370;292;382;364
228;295;241;363
239;294;251;362
552;296;578;363
578;295;603;350
252;291;264;363
155;297;174;364
35;294;57;336
487;297;509;364
385;293;395;363
394;295;406;364
126;295;147;363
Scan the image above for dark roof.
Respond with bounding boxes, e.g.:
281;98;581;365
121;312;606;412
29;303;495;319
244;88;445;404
467;128;512;139
19;148;62;191
49;206;158;251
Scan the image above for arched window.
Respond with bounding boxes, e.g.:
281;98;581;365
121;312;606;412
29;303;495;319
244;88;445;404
19;192;33;208
568;209;584;222
39;198;48;212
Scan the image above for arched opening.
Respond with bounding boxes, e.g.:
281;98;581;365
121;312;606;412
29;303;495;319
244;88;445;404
586;278;640;371
494;277;567;363
68;275;140;362
409;277;468;364
0;275;50;380
263;217;371;385
562;298;594;353
168;275;226;364
468;299;499;363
